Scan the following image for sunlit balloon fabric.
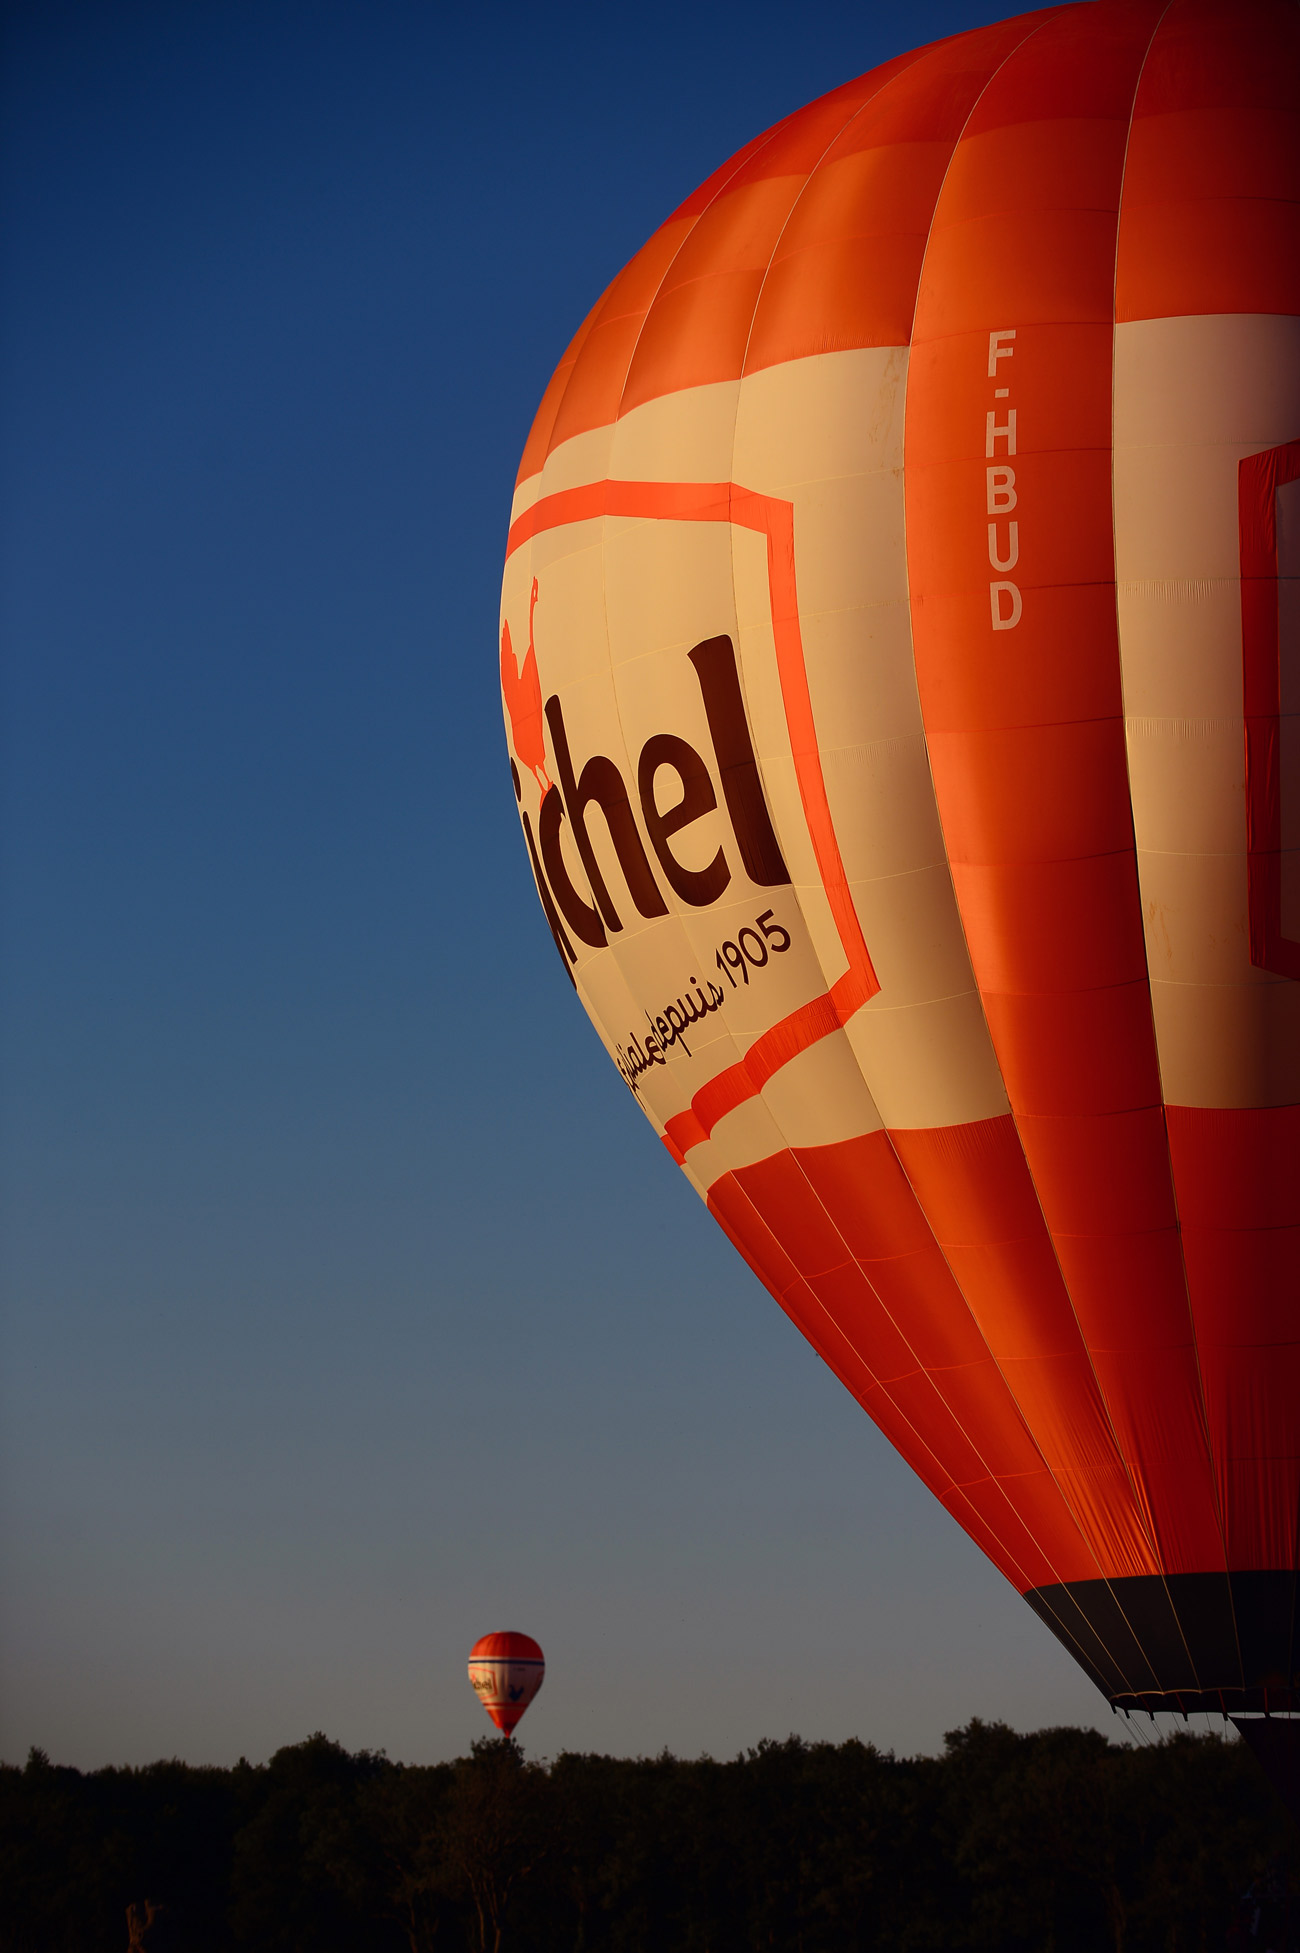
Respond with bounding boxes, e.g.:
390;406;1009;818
500;0;1300;1715
467;1632;545;1736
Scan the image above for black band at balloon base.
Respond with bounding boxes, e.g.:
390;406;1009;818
1025;1572;1300;1715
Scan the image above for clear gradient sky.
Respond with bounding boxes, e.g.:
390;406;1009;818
1;0;1134;1770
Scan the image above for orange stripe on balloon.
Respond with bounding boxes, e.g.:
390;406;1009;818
1115;0;1300;322
904;0;1227;1579
1118;0;1300;1587
710;1140;1118;1596
513;14;1070;483
507;478;879;1156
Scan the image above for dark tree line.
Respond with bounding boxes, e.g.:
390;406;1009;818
2;1720;1294;1952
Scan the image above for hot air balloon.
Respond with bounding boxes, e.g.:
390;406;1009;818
468;1632;545;1737
499;0;1300;1718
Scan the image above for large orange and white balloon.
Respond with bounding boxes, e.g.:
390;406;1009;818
467;1631;545;1737
500;0;1300;1716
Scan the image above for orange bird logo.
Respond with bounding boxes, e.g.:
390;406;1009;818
501;578;552;795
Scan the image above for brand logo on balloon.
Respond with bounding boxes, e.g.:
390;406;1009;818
502;480;879;1167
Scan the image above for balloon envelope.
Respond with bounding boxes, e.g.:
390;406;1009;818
467;1632;545;1736
500;0;1300;1716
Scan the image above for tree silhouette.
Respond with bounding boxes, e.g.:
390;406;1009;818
1;1721;1295;1950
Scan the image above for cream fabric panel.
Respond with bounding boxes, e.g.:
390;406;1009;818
730;355;1008;1131
1113;314;1300;1108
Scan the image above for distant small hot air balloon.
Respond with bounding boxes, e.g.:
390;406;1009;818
467;1631;545;1737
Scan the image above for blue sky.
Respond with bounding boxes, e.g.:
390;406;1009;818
0;0;1125;1768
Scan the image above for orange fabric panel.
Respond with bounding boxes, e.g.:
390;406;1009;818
1128;105;1300;208
879;1368;1031;1488
977;987;1162;1116
706;1178;955;1495
890;1115;1045;1241
723;1141;1106;1585
1216;1439;1300;1572
515;14;1067;483
545;219;694;456
706;1168;802;1295
907;320;1113;493
706;1169;1043;1590
915;181;1128;339
952;856;1149;994
664;109;813;226
904;0;1227;1577
960;0;1162;129
1014;1110;1178;1237
608;70;904;416
923;1363;1057;1480
619;177;806;414
1166;1108;1300;1569
826;13;1062;153
909;450;1117;599
920;724;1134;861
743;146;945;367
1047;1230;1198;1352
724;1150;848;1280
939;1234;1076;1360
775;1274;890;1418
890;1122;1096;1370
1167;1104;1300;1232
1119;191;1300;322
854;1370;1048;1593
538;81;895;458
792;1127;952;1263
718;82;901;188
891;1116;1161;1579
515;301;603;488
1117;0;1300;321
1180;1231;1300;1349
744;10;1063;371
899;586;1124;734
618;265;767;411
818;1250;997;1385
803;1261;921;1384
877;1375;1065;1586
929;1484;1050;1593
652;175;807;288
933;114;1130;227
